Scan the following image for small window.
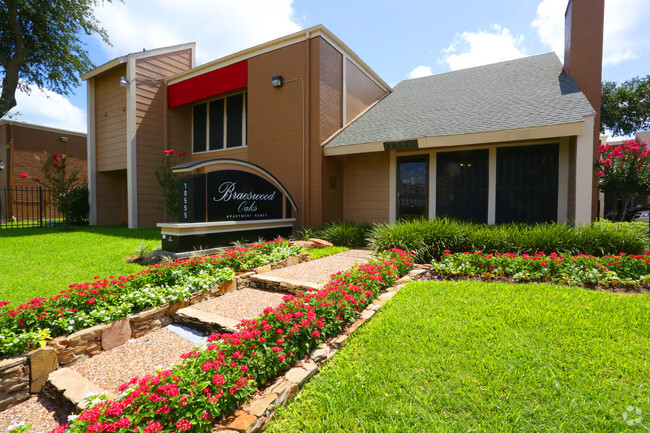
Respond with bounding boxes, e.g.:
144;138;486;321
192;91;246;153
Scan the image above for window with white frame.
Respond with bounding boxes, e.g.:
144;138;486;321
192;92;247;153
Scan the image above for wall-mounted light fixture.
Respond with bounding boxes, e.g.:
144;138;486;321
119;76;134;87
60;136;68;143
271;75;283;88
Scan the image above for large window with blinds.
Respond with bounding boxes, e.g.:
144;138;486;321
496;143;559;224
192;92;247;153
436;149;489;223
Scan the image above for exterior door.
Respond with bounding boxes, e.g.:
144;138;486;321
397;155;428;220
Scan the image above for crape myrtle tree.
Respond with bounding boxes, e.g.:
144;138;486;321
597;139;650;221
0;0;114;118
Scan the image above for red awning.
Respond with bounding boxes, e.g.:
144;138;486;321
168;61;247;108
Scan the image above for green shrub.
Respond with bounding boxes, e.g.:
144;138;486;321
298;220;372;248
368;218;648;262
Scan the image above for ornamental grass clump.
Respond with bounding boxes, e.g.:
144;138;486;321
54;249;414;433
368;218;647;263
432;250;650;289
0;239;303;357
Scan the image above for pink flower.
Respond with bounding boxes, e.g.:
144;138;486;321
212;374;225;386
175;418;192;431
19;173;28;179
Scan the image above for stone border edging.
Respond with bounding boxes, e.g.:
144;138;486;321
0;253;310;413
213;265;430;433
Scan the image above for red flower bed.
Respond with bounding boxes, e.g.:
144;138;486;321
56;249;414;433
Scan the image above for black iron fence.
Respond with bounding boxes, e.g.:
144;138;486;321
0;186;87;229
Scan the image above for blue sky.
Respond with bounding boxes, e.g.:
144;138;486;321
6;0;650;134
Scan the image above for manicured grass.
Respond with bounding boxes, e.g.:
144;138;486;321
0;226;160;307
305;246;349;260
267;281;650;432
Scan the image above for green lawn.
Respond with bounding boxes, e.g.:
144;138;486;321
267;281;650;432
0;226;160;307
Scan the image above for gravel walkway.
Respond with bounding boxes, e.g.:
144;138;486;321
263;249;372;284
70;327;196;393
0;394;69;433
191;288;286;320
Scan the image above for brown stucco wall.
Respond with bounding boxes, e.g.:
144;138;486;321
342;151;390;223
345;59;386;123
247;40;309;228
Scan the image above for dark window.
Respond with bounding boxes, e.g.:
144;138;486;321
436;150;488;223
208;99;224;151
496;143;559;224
192;91;246;153
397;155;428;220
192;104;207;153
226;93;243;148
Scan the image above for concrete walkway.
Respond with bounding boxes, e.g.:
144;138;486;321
250;249;373;291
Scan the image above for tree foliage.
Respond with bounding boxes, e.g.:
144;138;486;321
0;0;113;118
601;76;650;136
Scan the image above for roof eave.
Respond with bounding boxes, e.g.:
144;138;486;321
323;120;591;156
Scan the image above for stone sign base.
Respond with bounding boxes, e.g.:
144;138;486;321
157;218;295;253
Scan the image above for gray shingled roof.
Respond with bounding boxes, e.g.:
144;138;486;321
325;52;595;149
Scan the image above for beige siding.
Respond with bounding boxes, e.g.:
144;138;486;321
343;152;390;223
96;170;127;225
345;59;387;123
135;49;193;227
95;66;127;172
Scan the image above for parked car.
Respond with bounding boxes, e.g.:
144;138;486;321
632;209;649;223
606;205;650;221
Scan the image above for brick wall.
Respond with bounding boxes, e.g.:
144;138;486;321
564;0;604;220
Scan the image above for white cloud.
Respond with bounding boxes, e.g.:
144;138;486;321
408;65;433;79
5;84;86;133
532;0;650;66
93;0;303;64
439;24;527;71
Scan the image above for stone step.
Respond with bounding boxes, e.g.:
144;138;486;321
248;274;321;293
175;306;242;334
43;368;116;414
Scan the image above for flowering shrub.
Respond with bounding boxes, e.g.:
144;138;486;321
432;250;650;289
54;249;414;433
597;139;650;220
21;152;87;228
0;239;302;357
